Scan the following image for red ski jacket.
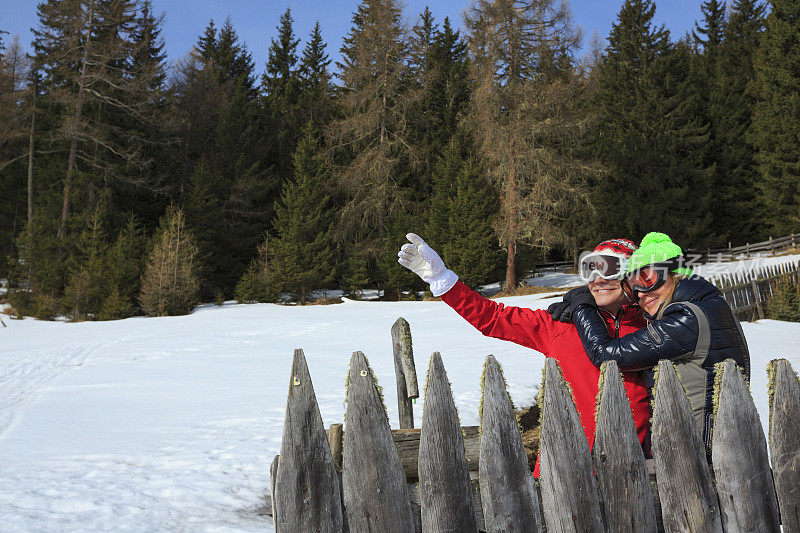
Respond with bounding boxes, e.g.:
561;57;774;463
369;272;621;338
440;280;650;477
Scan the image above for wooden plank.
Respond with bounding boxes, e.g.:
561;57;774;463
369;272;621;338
328;423;343;471
418;352;478;532
751;279;765;319
768;359;800;533
390;426;479;480
594;361;657;532
712;360;780;531
651;360;722;533
391;317;418;429
538;358;603;532
478;355;542;532
342;351;414;532
270;455;279;524
274;349;343;532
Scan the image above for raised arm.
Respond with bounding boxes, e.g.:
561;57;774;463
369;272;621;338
571;304;699;370
398;233;553;355
440;280;554;354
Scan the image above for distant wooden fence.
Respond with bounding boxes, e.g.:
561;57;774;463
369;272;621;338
268;318;800;532
709;260;800;321
687;232;800;262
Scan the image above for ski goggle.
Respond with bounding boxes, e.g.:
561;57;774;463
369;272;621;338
624;256;685;294
579;253;628;282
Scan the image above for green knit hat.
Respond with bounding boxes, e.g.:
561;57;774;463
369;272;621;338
626;232;693;276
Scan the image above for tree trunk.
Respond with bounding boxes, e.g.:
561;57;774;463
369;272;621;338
27;98;35;291
59;0;96;238
27;101;34;226
505;144;517;292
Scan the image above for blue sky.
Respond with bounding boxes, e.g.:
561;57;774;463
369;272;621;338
4;0;706;74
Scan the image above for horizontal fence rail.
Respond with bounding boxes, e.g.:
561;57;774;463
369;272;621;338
268;318;800;532
686;231;800;261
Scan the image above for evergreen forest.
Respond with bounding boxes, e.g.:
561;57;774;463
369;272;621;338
1;0;799;319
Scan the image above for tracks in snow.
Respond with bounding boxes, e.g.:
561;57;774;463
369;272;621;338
0;341;107;437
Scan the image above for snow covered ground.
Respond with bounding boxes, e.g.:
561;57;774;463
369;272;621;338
1;261;800;531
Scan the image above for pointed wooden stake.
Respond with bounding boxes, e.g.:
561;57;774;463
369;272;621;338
479;355;542;532
342;351;414;532
538;358;603;532
712;359;780;530
651;360;722;532
418;352;478;532
391;317;419;429
768;359;800;532
594;361;657;531
273;349;343;532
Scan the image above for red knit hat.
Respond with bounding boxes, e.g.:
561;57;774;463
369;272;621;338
593;238;638;258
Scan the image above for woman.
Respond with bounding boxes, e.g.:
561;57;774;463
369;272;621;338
552;232;750;446
398;233;651;475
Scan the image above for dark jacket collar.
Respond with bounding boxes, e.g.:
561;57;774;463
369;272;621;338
672;275;720;302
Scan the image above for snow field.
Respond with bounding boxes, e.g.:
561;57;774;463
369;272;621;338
0;270;799;530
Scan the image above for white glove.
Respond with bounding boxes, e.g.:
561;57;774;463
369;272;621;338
397;233;459;297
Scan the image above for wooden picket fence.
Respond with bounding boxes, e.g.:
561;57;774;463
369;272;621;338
267;318;800;532
709;260;800;321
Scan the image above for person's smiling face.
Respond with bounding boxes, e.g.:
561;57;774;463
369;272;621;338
588;277;625;313
635;271;675;316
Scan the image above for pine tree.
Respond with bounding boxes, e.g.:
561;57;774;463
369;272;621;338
751;0;800;235
328;0;415;289
196;19;217;60
173;18;269;298
431;18;471;148
31;0;167;237
712;0;766;242
298;22;334;131
262;8;302;183
105;214;146;313
269;128;335;304
183;158;225;299
113;0;169;228
0;35;30;274
407;13;471;199
694;0;727;59
235;237;279;303
212;17;257;89
429;136;501;287
465;0;586;290
593;0;713;246
139;206;201;316
64;196;111;319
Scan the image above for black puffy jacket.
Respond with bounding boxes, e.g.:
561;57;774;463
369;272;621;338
572;276;750;443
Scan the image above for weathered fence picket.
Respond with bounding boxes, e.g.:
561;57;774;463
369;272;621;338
651;360;722;532
538;358;604;532
768;359;800;533
391;317;419;429
270;455;279;524
711;359;780;531
273;349;343;532
593;361;657;532
478;355;542;532
342;351;415;532
418;351;478;532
